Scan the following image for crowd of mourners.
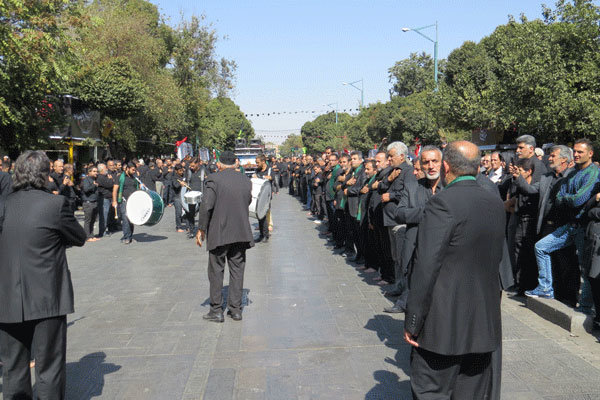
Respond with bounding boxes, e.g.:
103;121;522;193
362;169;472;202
0;155;215;244
266;135;600;331
1;134;600;330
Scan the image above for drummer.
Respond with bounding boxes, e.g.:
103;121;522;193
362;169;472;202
185;159;207;239
171;165;187;233
112;162;139;245
253;154;273;243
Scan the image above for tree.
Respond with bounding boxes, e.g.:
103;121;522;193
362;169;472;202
388;52;445;98
197;97;254;150
279;134;304;156
0;0;77;155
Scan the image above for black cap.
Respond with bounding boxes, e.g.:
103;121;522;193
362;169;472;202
219;151;237;165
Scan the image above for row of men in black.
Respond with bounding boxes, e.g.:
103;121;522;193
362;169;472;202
285;144;418;288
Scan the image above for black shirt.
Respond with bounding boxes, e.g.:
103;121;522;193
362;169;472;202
97;174;114;200
121;174;138;201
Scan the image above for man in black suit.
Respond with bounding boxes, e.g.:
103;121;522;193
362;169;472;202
0;150;87;399
405;141;505;399
197;151;254;322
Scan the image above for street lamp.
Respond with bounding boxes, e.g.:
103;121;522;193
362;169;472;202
324;103;338;124
401;21;438;91
342;79;364;109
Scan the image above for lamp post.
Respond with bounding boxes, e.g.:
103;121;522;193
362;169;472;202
401;21;438;91
325;103;338;124
342;79;364;109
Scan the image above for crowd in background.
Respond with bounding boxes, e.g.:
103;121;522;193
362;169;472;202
271;136;600;331
2;136;600;329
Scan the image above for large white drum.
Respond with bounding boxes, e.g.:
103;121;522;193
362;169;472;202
184;190;202;205
249;178;271;219
126;190;165;226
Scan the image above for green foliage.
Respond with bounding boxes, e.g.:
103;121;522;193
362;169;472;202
301;112;353;153
0;0;249;156
0;0;76;154
76;59;146;119
197;97;254;150
279;134;304;156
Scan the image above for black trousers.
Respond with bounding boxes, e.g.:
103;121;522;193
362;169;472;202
258;215;269;239
186;204;197;234
374;224;394;283
343;211;355;253
589;276;600;323
513;215;538;291
333;209;346;247
0;315;67;400
82;201;98;239
208;243;247;313
174;198;185;230
410;347;493;400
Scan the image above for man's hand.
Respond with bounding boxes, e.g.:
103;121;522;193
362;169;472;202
404;330;419;347
596;192;600;202
388;168;401;182
344;188;348;195
347;177;356;186
381;193;391;203
265;175;272;181
372;180;379;189
337;175;345;182
508;163;519;178
196;230;205;247
112;201;118;208
360;186;369;194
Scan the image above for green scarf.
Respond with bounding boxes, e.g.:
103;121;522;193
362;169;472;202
117;172;139;203
445;175;476;189
327;164;341;198
356;174;376;221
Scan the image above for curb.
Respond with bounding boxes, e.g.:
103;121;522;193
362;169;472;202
526;296;595;335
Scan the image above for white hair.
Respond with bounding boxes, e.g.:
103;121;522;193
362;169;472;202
387;141;408;157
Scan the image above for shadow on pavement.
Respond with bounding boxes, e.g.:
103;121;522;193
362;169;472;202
365;370;411;400
201;287;252;309
133;233;167;242
65;352;121;400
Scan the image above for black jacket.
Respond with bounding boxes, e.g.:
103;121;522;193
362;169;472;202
0;189;86;322
405;179;505;355
198;168;254;251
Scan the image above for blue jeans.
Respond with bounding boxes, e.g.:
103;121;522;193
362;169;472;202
306;186;312;209
120;201;134;241
98;197;110;237
534;224;591;305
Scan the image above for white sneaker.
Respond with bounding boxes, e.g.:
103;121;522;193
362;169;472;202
314;220;322;224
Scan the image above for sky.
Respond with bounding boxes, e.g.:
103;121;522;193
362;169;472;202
152;0;549;144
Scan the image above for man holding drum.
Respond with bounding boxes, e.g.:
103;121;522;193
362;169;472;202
197;151;254;323
253;154;273;243
112;162;139;245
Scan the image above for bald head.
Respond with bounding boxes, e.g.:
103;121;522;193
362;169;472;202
443;141;480;178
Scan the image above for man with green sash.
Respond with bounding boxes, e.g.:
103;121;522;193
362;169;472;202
333;154;351;250
343;151;366;259
112;162;139;244
325;153;341;239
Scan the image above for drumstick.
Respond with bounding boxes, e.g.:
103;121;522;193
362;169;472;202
114;204;118;220
177;179;192;190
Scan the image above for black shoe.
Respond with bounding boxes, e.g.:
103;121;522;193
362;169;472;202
593;319;600;330
383;304;405;314
384;289;403;297
227;310;243;321
255;235;264;243
263;236;269;243
203;311;224;323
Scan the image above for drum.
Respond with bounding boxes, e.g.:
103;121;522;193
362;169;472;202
184;190;202;205
249;178;271;219
126;189;164;226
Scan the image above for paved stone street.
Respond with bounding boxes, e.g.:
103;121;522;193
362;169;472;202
2;192;600;399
